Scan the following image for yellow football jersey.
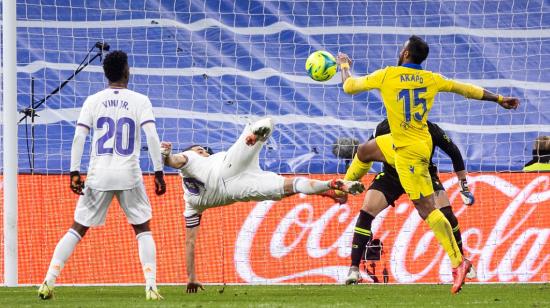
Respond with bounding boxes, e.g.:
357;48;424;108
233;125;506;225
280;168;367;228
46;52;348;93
343;63;484;148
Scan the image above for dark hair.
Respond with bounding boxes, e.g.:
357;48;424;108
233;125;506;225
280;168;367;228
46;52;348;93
103;50;128;83
407;35;429;64
183;144;214;155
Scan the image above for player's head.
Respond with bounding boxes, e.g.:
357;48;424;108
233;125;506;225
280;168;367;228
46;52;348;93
103;50;129;85
183;144;214;157
398;35;429;66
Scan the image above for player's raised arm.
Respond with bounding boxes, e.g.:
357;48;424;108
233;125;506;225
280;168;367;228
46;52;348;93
185;221;204;293
160;142;188;169
69;125;89;195
142;122;166;195
428;122;474;205
338;52;386;95
435;74;520;110
70;98;92;196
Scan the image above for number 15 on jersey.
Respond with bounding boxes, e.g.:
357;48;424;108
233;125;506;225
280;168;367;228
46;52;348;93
398;87;427;123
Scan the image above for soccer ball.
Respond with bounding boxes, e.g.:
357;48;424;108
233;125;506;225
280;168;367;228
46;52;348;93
305;51;337;82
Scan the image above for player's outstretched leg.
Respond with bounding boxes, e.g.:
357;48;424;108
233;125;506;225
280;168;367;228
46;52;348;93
39;226;85;300
289;177;365;196
329;179;365;195
245;117;273;146
222;118;274;179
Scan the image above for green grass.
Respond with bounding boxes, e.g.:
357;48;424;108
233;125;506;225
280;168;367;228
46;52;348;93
1;284;549;307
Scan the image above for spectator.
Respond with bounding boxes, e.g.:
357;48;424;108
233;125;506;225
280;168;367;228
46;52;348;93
523;136;550;171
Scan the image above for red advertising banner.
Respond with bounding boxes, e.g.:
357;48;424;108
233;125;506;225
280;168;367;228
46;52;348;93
1;173;548;284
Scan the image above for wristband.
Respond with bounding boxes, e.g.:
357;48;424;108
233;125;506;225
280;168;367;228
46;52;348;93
340;62;350;70
497;94;504;104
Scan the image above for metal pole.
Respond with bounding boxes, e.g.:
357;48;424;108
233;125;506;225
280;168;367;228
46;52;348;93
3;0;18;286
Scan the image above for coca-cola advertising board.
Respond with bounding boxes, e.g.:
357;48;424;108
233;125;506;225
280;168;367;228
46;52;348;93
3;173;549;284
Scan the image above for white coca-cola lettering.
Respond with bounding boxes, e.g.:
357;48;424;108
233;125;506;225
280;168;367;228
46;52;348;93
475;175;549;281
234;175;550;284
391;204;445;283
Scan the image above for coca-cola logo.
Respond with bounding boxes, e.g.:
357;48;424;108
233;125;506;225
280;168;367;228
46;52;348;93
234;174;550;283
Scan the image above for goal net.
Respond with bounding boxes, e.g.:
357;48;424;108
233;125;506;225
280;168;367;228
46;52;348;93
2;0;549;285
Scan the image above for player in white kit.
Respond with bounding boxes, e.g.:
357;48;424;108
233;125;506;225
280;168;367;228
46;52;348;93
38;51;166;300
160;118;366;293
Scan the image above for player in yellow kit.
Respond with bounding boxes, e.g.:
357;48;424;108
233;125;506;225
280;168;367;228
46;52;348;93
338;35;519;293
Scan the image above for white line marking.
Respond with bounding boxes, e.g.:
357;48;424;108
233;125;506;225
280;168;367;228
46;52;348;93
17;61;550;91
23;107;550;134
18;18;550;38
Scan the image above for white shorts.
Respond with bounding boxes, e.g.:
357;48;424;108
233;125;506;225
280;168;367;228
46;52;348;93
224;170;286;202
74;182;152;227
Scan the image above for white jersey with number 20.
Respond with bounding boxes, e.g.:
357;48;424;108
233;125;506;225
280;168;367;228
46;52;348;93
77;88;155;191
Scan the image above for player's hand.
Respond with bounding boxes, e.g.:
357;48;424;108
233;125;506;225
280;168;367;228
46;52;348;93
160;141;172;158
69;171;85;195
154;171;166;196
337;52;352;66
499;97;520;110
186;281;204;293
459;179;474;206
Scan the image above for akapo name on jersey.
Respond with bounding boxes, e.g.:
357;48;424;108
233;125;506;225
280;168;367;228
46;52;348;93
400;74;424;83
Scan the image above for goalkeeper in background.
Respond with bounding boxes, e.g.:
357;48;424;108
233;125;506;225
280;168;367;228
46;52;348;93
338;35;519;293
160;118;365;293
339;119;476;284
38;51;166;300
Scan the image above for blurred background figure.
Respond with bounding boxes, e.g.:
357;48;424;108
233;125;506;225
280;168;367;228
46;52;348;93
523;136;550;171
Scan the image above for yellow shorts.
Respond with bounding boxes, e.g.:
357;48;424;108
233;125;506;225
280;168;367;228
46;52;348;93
375;134;396;167
394;139;434;200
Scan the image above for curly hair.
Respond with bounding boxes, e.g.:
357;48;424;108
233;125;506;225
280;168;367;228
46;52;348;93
103;50;128;83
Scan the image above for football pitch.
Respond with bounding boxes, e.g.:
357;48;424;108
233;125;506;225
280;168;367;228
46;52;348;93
1;284;549;307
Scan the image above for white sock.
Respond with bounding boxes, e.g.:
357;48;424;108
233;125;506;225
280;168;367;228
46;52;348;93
44;229;81;286
293;177;331;194
137;231;157;290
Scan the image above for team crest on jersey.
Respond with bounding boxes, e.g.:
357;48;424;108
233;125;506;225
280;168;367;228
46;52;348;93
183;177;205;195
409;166;415;174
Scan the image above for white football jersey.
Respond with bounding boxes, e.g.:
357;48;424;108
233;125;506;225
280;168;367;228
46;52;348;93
179;150;232;216
76;88;155;191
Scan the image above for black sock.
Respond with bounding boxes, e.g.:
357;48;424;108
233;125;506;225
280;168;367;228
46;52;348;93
351;210;375;267
440;206;463;255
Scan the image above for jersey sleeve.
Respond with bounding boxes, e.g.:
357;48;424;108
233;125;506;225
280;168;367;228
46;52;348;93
76;97;93;129
433;73;484;100
428;122;466;172
139;97;156;126
343;68;387;94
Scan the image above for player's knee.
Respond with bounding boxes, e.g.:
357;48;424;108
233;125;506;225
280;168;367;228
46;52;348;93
413;199;436;220
356;143;371;162
132;220;151;235
70;221;89;238
439;206;458;227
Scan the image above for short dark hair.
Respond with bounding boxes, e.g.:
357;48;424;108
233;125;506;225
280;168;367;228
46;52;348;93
103;50;128;83
183;144;214;155
407;35;429;64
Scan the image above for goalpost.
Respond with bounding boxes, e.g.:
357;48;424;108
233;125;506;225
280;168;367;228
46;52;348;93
3;0;18;287
2;0;549;286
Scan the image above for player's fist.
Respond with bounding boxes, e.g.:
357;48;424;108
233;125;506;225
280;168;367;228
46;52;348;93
186;281;204;294
459;179;474;206
154;171;166;196
337;52;352;66
499;97;520;110
160;141;172;157
69;171;85;195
